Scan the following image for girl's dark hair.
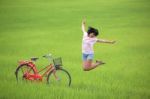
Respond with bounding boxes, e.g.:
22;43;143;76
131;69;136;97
87;27;99;36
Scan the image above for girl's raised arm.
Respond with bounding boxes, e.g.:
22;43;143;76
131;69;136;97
81;19;86;34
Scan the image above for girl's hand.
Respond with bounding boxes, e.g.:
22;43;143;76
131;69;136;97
82;18;86;33
82;18;86;24
110;40;116;44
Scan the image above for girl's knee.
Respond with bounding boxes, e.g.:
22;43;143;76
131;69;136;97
83;65;90;71
82;61;92;71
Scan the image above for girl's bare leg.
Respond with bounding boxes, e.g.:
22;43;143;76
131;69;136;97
52;68;59;80
83;60;105;71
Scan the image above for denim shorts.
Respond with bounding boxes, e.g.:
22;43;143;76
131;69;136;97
82;53;94;61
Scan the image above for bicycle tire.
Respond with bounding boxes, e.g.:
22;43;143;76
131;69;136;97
47;68;71;86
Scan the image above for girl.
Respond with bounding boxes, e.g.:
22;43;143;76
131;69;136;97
82;19;115;71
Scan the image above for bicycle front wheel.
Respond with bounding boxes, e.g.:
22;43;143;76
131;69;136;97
47;68;71;86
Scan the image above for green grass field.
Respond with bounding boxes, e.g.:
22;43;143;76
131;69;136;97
0;0;150;99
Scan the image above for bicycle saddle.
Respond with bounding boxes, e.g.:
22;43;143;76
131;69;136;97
31;57;39;61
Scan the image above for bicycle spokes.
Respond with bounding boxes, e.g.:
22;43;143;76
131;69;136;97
21;66;32;74
47;69;71;86
16;65;35;83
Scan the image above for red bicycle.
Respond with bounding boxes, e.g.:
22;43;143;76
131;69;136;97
15;54;71;86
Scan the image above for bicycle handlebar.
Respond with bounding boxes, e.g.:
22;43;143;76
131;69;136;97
43;53;53;62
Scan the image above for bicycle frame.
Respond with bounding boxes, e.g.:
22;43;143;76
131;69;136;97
15;54;71;86
18;60;56;81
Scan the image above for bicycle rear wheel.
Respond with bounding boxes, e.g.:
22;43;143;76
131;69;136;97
47;68;71;86
15;65;35;83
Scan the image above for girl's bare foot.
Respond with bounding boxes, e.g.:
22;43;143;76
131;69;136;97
96;60;106;65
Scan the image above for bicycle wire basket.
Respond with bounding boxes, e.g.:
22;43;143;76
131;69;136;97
53;57;63;67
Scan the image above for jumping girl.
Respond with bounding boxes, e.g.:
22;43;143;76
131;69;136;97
82;19;115;71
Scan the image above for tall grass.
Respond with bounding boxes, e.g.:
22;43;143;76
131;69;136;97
0;0;150;99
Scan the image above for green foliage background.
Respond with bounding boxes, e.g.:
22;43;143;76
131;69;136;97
0;0;149;99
